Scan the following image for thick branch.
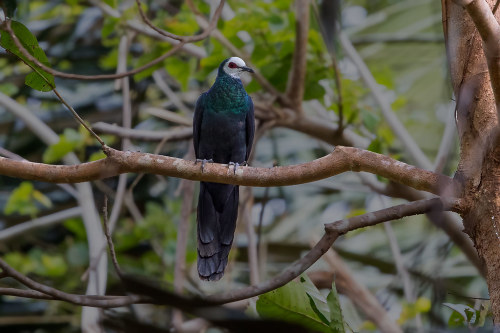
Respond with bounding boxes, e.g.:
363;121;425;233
0;146;459;197
459;0;500;118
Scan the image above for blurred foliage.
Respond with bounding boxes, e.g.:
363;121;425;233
0;0;488;332
4;181;52;217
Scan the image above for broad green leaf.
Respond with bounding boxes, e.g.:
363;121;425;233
257;275;332;332
301;275;331;325
444;303;477;328
327;282;345;333
0;20;56;91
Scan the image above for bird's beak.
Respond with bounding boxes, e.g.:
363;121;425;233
240;66;254;73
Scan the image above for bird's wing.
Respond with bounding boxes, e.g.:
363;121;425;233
193;92;206;158
245;96;255;161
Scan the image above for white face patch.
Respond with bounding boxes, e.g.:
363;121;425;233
222;56;248;78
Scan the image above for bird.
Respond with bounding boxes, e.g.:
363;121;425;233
193;57;255;281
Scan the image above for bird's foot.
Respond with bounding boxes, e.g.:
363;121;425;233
242;161;249;167
195;158;213;173
228;161;240;175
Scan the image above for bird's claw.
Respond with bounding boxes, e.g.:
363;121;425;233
195;158;213;173
228;162;240;175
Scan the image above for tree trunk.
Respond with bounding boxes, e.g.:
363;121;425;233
443;0;500;323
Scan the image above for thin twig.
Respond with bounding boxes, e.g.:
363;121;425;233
1;18;185;80
92;122;192;141
0;258;147;307
172;147;195;329
0;207;81;242
135;0;225;42
152;70;192;114
102;196;123;278
53;89;105;146
242;187;259;285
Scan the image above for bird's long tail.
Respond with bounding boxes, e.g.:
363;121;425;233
197;182;239;281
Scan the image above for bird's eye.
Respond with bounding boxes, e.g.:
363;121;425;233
228;62;238;69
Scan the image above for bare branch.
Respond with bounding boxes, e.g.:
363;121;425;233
92;122;192;141
144;107;193;126
0;258;148;308
152;70;192;115
207;197;460;304
0;207;81;242
102;197;123;278
0;146;460;197
286;0;310;109
53;89;105;146
135;0;225;43
1;18;184;80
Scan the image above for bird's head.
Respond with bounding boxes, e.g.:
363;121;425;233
219;57;254;79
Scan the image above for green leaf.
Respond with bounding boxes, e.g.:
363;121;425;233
257;275;332;332
40;254;68;277
301;275;331;325
444;303;477;328
4;181;39;217
0;20;56;91
64;218;87;241
327;282;345;333
32;190;53;208
88;151;106;162
0;82;19;96
43;128;83;163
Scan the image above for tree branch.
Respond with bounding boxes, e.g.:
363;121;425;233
0;18;188;81
206;197;460;304
0;146;459;197
0;258;148;308
0;207;82;242
92;122;192;141
456;0;500;120
286;0;310;109
135;0;225;43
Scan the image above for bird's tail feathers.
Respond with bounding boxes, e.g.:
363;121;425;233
197;182;239;281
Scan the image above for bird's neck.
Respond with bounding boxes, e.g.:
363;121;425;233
207;75;248;111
